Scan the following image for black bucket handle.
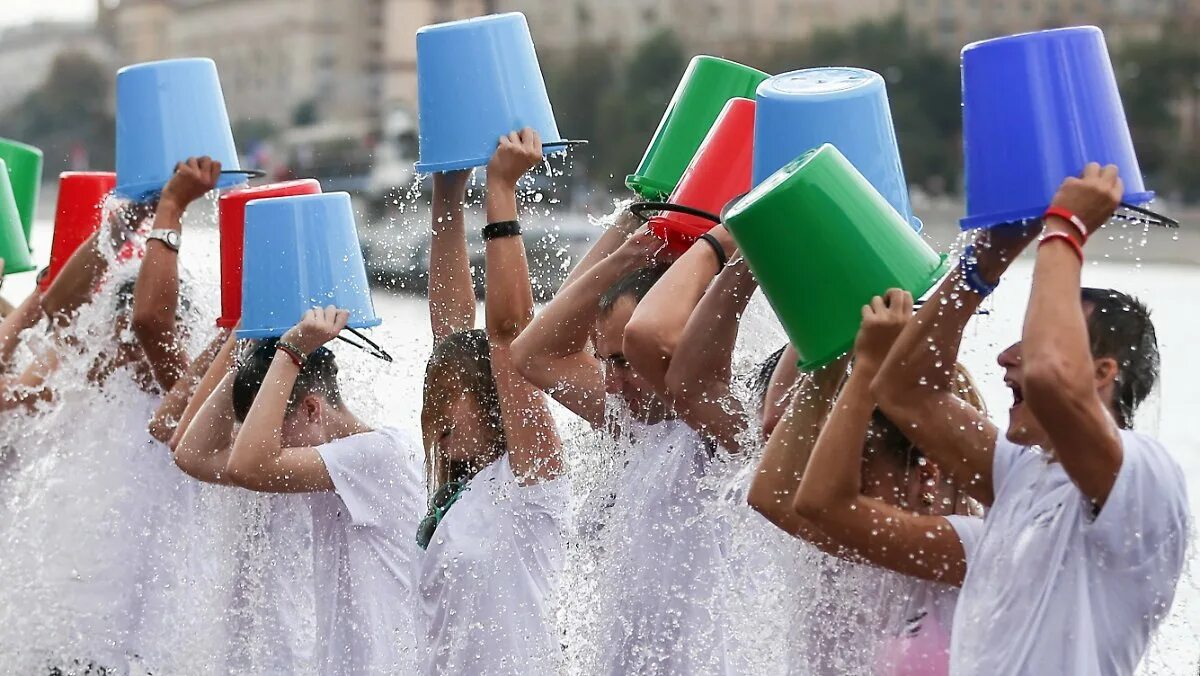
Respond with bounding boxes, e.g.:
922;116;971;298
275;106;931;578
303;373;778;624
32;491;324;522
336;327;393;362
628;201;722;225
1118;201;1179;229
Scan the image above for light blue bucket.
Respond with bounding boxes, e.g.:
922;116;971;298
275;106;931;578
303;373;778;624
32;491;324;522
753;67;920;231
237;192;381;340
115;58;248;200
414;12;574;173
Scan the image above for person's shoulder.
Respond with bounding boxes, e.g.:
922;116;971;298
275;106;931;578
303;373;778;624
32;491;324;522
1118;430;1188;499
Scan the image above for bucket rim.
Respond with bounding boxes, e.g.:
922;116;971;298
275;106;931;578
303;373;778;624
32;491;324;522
0;138;44;156
959;190;1154;230
962;25;1102;54
625;173;675;200
416;141;572;175
237;317;382;340
117;56;218;76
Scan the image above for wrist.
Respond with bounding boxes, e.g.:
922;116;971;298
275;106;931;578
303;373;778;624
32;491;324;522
486;176;519;194
156;195;188;217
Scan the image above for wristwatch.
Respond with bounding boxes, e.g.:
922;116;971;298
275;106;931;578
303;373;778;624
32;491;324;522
147;228;181;252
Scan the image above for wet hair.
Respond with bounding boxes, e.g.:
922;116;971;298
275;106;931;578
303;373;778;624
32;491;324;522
232;339;344;423
870;363;987;470
748;344;788;407
421;328;506;489
598;262;671;315
1080;287;1159;429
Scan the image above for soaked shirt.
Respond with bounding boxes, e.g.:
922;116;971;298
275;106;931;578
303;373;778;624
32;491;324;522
418;453;571;675
950;431;1190;675
309;427;425;674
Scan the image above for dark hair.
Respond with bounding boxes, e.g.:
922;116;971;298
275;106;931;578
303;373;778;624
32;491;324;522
748;344;788;407
599;262;671;315
421;328;506;487
233;339;344;423
114;278;194;319
1080;287;1159;429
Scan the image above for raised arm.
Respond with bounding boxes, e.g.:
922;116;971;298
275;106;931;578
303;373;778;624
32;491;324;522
169;328;240;452
148;327;231;444
511;225;663;428
559;206;641;292
174;370;239;485
483;129;563;483
1022;165;1125;505
0;289;45;372
871;226;1035;505
662;250;761;452
624;223;735;399
428;169;475;342
794;290;969;585
225;308;345;493
747;355;847;550
132;157;220;391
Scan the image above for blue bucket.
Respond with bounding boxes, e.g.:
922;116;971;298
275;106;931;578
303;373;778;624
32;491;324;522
115;58;246;200
960;26;1151;230
414;12;569;173
753;67;919;231
237;192;381;340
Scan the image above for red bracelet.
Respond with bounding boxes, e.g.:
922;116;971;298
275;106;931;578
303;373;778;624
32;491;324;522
276;342;307;368
1043;206;1089;244
1038;231;1084;263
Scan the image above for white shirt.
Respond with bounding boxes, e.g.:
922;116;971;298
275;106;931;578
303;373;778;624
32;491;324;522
310;426;425;674
950;430;1190;675
418;453;571;675
595;420;734;676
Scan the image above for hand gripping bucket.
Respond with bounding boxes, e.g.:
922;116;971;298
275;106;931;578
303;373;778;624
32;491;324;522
40;172;118;291
0;160;36;275
753;67;920;231
724;144;948;371
0;138;44;248
217;179;322;328
632;98;756;255
115;58;255;200
627;56;769;200
238;192;388;359
414;13;581;173
961;26;1155;230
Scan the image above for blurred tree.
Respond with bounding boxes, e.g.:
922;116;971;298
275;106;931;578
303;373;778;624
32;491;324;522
0;51;115;173
292;99;319;127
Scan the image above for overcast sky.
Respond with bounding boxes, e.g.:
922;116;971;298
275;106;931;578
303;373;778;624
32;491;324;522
0;0;96;29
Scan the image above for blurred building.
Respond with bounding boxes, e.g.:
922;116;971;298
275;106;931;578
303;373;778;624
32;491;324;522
0;21;113;113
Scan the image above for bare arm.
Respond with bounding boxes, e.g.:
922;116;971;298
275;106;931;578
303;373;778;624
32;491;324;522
559;206;641;292
428;170;475;342
226;308;346;493
747;356;847;551
1022;165;1125;505
663;252;761;452
174;371;239;485
484;129;564;483
0;349;58;412
794;290;969;585
0;290;45;372
149;328;230;444
169;329;240;452
133;157;220;391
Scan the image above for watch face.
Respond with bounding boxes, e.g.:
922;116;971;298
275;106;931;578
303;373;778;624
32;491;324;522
166;231;180;247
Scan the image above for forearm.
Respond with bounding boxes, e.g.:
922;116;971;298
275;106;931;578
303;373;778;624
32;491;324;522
793;367;873;515
133;201;187;390
429;183;475;342
559;206;639;291
175;374;238;484
170;330;239;451
0;290;45;371
485;179;534;341
228;352;297;478
150;329;228;444
40;232;108;323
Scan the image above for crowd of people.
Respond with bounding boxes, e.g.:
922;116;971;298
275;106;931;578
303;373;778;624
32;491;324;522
0;125;1190;675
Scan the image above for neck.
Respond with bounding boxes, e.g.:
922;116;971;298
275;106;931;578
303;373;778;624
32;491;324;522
323;409;371;442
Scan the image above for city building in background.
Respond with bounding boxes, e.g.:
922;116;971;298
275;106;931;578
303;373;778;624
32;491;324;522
0;20;112;114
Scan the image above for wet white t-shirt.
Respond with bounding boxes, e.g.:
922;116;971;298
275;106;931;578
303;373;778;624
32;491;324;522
596;420;734;675
950;430;1190;675
418;453;571;675
309;426;425;674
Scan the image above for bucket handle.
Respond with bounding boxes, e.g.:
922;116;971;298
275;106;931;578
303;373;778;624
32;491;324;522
628;201;722;225
1118;202;1178;229
542;139;589;153
219;169;268;179
336;327;393;362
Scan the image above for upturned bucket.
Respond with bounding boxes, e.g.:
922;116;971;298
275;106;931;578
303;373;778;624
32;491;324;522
237;192;381;340
115;58;248;200
960;26;1151;229
0;160;36;275
724;144;947;370
218;179;322;328
627;56;769;200
40;172;117;291
753;67;919;230
0;138;43;248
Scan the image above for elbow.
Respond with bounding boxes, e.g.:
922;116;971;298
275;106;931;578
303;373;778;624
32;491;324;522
746;485;791;530
510;333;536;378
790;492;823;523
1022;354;1088;415
131;309;167;347
487;307;534;345
871;371;916;422
147;416;174;446
622;318;674;381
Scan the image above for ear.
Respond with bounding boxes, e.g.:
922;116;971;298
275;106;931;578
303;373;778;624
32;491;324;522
1093;356;1119;390
300;394;323;423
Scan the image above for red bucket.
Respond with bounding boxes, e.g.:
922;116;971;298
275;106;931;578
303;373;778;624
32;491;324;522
40;172;117;291
647;97;755;254
217;179;321;328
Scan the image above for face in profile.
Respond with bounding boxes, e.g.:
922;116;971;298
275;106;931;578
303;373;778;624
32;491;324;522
594;295;668;424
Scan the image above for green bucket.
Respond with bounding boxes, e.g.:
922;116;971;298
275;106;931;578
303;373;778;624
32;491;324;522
626;56;768;200
724;144;948;370
0;160;36;275
0;138;43;250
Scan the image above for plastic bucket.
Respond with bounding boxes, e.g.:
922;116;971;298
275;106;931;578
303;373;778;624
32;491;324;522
0;161;36;275
960;26;1151;230
415;12;573;173
646;97;756;254
0;138;43;248
627;56;769;200
40;172;117;291
724;144;948;370
218;179;322;329
115;58;246;200
237;192;381;339
753;67;919;231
